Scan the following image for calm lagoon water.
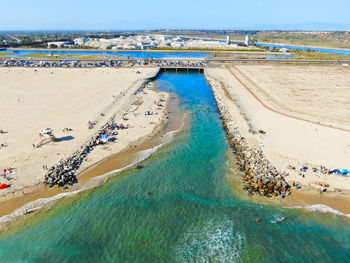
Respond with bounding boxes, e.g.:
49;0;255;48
2;43;350;59
228;41;349;56
255;43;350;56
0;49;211;59
0;72;349;262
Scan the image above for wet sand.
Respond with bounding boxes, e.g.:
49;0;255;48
0;92;184;221
225;151;350;215
0;67;163;202
282;188;350;215
206;64;350;215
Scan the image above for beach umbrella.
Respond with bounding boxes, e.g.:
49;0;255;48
0;183;8;189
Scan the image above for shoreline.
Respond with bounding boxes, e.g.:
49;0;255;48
0;101;184;230
204;66;350;215
204;71;290;198
0;84;185;228
0;67;170;215
0;80;185;228
225;149;350;217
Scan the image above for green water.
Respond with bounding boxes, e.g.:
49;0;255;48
0;71;349;262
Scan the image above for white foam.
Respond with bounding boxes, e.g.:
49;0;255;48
289;204;350;218
0;190;81;225
0;128;179;227
175;218;245;263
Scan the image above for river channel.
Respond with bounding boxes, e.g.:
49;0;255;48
0;71;349;262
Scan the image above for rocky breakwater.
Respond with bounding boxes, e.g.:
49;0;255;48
205;73;290;198
44;121;114;188
44;72;161;189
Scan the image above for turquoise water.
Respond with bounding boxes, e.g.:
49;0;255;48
0;50;211;59
0;72;350;262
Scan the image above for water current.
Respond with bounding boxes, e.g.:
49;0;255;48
0;71;349;262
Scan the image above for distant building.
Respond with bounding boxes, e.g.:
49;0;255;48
280;48;290;53
226;35;231;44
47;41;70;48
245;35;250;46
73;38;89;46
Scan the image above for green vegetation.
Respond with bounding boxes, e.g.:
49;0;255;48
18;52;107;60
255;31;350;48
20;53;72;58
0;52;15;56
291;50;350;60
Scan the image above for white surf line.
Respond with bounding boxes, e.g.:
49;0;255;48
0;127;182;227
287;204;350;219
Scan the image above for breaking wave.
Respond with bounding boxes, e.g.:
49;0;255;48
289;204;350;218
175;218;245;263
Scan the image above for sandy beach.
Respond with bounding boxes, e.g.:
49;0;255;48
206;64;350;211
0;67;169;205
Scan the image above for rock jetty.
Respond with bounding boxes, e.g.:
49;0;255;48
44;120;114;188
205;73;290;198
44;79;155;188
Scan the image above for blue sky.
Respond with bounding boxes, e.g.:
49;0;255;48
1;0;350;30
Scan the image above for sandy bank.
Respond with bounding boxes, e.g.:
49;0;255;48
0;67;169;205
205;64;350;213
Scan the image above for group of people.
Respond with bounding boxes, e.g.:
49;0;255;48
96;122;131;145
1;168;15;189
288;164;349;176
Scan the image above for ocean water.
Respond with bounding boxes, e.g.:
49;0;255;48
0;72;349;262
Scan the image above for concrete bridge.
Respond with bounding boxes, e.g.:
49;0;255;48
161;66;204;72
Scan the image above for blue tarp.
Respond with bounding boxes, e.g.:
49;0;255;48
101;135;110;140
331;169;341;174
331;169;350;176
341;169;349;175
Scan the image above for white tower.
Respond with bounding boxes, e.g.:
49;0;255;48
245;35;250;46
226;35;231;44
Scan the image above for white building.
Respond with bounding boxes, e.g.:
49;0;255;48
72;34;258;51
73;38;90;46
226;35;231;44
47;41;70;48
